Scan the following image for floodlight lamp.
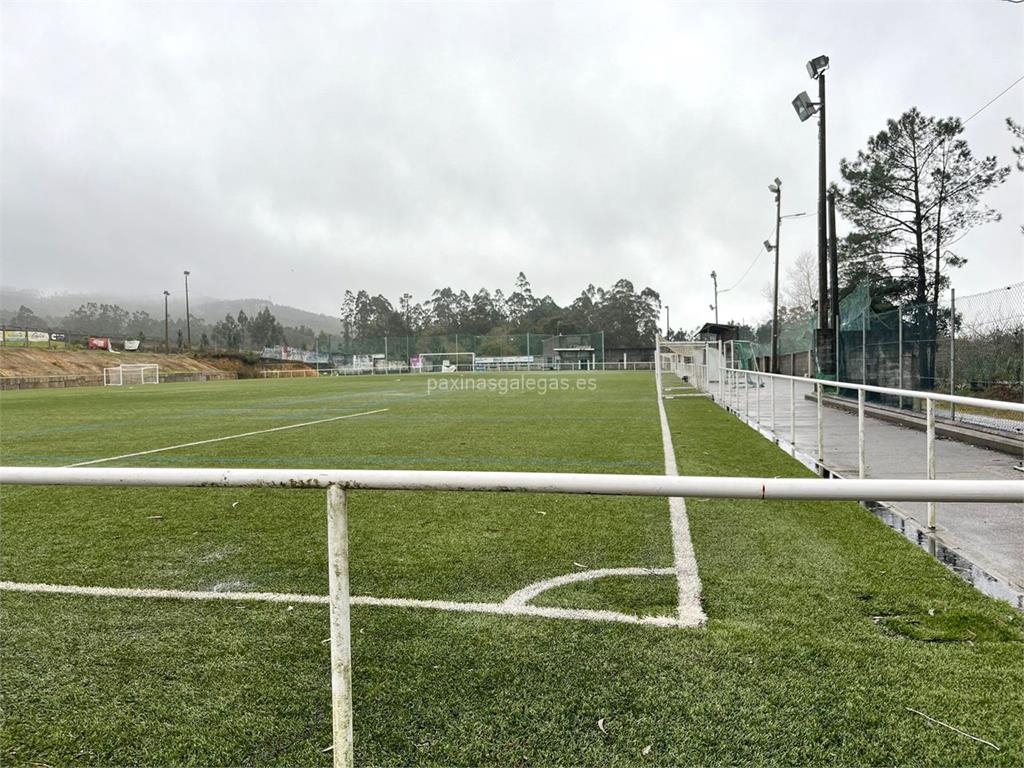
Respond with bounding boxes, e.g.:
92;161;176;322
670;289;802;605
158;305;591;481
792;91;817;122
709;304;715;311
764;240;774;252
774;177;782;187
806;54;829;79
768;183;779;194
710;270;717;279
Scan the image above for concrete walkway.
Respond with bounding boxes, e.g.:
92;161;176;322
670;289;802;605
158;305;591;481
715;375;1023;600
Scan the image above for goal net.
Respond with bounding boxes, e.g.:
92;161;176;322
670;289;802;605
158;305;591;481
416;352;476;373
104;364;160;386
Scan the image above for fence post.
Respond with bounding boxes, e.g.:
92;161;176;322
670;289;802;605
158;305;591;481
756;372;761;424
858;389;866;479
835;321;840;383
861;311;867;385
745;367;750;418
926;400;936;530
326;485;354;768
790;378;796;455
897;304;904;410
718;341;723;402
816;382;823;468
949;288;956;421
770;375;776;436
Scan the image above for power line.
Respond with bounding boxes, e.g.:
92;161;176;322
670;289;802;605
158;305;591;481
721;224;777;294
963;73;1024;125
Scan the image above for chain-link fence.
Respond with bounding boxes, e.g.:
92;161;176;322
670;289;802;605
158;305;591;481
754;281;1022;434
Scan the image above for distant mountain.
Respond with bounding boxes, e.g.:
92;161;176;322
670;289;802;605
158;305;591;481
0;287;341;334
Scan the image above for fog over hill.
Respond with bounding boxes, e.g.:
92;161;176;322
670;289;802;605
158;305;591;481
0;286;341;334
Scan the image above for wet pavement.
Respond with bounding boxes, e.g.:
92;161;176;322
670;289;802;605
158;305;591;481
715;376;1023;603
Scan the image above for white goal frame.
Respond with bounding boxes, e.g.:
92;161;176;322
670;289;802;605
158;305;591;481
103;364;160;386
417;352;476;373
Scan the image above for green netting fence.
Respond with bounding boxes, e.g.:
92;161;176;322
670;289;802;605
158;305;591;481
741;281;1022;407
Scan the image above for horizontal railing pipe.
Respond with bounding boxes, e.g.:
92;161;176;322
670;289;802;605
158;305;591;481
0;466;1019;502
717;365;1024;414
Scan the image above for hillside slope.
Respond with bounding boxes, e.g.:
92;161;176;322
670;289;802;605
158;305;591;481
0;349;227;378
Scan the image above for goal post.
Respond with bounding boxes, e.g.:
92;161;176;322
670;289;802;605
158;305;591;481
103;364;160;386
416;352;476;373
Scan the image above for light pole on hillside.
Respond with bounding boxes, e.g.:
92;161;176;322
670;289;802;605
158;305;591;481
183;270;192;350
665;306;670;339
163;290;170;353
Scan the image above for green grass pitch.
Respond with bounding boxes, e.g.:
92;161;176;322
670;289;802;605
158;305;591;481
1;372;1021;765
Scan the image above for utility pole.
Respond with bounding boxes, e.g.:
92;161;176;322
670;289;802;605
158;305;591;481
770;179;782;373
163;290;170;353
665;305;671;339
710;271;719;324
183;270;192;350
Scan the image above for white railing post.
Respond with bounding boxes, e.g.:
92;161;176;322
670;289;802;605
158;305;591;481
790;377;796;455
744;369;749;417
816;382;823;468
757;373;763;424
858;389;866;479
927;399;936;530
717;341;724;402
327;485;354;768
770;375;776;436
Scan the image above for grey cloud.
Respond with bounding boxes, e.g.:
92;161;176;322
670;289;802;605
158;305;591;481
2;1;1021;331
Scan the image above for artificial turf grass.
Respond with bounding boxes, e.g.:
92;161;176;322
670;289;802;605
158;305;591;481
2;372;1023;766
663;393;1023;763
0;373;673;606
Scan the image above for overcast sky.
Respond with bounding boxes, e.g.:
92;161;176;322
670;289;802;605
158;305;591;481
2;0;1022;331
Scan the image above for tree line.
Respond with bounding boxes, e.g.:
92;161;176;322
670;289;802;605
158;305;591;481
0;302;315;352
1;273;665;354
339;273;663;349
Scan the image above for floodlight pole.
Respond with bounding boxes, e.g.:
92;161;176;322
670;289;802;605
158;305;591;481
816;72;827;332
665;305;671;339
183;270;192;350
771;183;781;373
163;291;170;353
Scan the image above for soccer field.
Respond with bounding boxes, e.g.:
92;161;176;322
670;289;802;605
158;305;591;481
1;372;1021;766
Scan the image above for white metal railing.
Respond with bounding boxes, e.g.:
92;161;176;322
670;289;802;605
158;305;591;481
668;355;1023;530
2;465;1021;767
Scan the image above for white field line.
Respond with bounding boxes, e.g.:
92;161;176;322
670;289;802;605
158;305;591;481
503;566;675;606
0;580;682;628
65;409;389;467
655;359;707;627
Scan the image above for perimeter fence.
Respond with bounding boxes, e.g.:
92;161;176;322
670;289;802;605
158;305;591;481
746;282;1023;433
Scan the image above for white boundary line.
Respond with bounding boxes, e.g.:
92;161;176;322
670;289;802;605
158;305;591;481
0;579;683;628
65;409;389;467
655;354;707;627
503;566;675;606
